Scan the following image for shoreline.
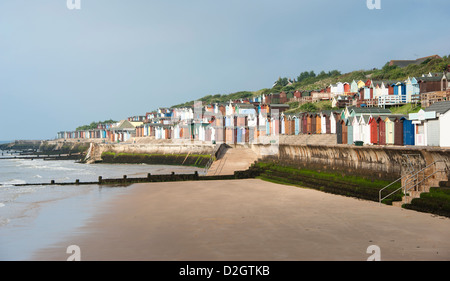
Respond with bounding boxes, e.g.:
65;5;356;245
0;160;204;261
33;179;450;261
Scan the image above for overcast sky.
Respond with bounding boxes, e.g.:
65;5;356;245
1;0;449;140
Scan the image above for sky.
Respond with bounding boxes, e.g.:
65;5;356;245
0;0;449;140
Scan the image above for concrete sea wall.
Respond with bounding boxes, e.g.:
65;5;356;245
252;144;450;181
86;141;216;164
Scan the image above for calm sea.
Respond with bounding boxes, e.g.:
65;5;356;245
0;149;204;260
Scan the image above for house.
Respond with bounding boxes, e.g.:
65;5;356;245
418;74;444;93
389;55;441;68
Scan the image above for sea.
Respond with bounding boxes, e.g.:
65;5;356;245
0;147;204;261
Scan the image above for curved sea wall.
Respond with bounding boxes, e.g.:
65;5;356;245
252;144;450;181
85;142;216;164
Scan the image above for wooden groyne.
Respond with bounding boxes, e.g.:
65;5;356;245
3;169;257;187
0;153;83;161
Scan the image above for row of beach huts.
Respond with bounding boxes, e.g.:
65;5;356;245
57;100;450;148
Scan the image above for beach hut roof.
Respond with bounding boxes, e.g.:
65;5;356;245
424;101;450;114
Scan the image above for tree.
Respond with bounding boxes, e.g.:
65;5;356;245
317;71;327;78
297;71;310;82
273;77;289;88
328;70;341;77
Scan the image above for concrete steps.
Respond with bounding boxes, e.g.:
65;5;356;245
207;146;258;176
393;171;449;207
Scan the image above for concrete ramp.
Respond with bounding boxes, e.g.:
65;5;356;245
207;146;259;176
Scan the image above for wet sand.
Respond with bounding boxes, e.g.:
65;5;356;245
33;179;450;261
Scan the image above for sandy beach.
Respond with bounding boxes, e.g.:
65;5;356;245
33;179;450;261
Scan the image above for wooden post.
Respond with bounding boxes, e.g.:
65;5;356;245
75;179;80;184
147;173;151;179
51;180;55;185
98;176;102;184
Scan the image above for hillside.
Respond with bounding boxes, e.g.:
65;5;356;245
171;55;450;108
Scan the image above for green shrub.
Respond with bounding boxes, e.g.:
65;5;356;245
403;187;450;217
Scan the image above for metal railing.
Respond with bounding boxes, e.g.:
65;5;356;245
203;154;215;174
379;160;446;205
203;143;229;175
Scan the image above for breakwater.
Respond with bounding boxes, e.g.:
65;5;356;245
7;169;256;187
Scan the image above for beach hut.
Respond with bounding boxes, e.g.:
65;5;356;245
330;112;340;134
385;117;396;145
336;118;343;144
236;127;242;143
352;116;361;142
280;114;285;135
402;117;415;146
377;116;386;145
289;115;295;135
346;117;354;144
369;116;378;145
319;112;332;134
316;114;321;134
359;115;372;145
294;116;300;135
326;113;332;134
306;114;312;134
394;118;404;146
320;112;327;134
342;119;348;144
302;113;308;134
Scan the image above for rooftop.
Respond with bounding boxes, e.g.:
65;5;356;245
424;101;450;114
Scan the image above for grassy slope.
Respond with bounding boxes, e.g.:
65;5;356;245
170;56;450;108
389;103;423;115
